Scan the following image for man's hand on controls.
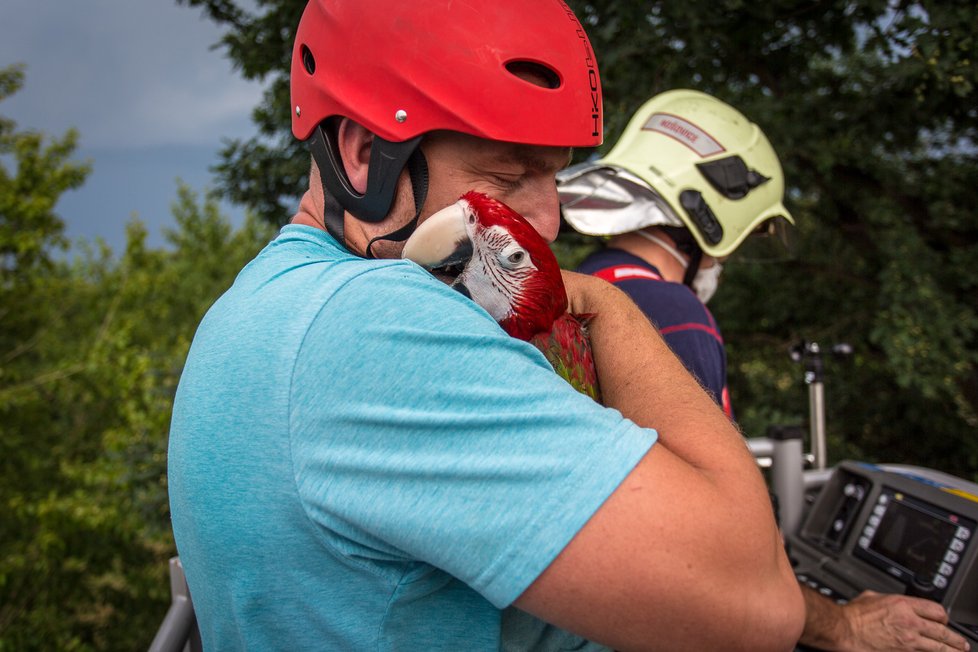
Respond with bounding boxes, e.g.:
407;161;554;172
835;590;969;652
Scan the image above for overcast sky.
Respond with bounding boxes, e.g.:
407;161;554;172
1;0;267;252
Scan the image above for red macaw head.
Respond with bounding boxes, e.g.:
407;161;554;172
402;191;567;341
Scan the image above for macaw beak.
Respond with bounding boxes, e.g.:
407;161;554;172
401;200;474;275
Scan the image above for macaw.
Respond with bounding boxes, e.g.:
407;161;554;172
402;191;600;402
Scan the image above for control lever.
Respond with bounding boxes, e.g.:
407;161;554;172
789;340;853;470
905;578;939;600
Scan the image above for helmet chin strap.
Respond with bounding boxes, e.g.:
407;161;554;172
309;120;429;258
364;150;428;258
636;228;703;289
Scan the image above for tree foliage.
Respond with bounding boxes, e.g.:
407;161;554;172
178;0;978;480
0;65;90;275
0;65;276;648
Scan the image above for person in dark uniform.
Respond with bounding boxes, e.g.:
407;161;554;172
558;89;970;652
576;245;732;418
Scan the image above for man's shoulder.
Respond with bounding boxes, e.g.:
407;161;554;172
578;248;696;303
577;248;668;286
243;227;441;299
576;248;717;334
195;229;485;356
576;247;643;275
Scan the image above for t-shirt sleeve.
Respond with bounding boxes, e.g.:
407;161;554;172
289;262;657;608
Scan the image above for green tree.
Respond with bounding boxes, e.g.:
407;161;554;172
180;1;978;479
1;65;276;647
0;65;89;274
1;64;93;647
179;0;308;225
1;195;274;650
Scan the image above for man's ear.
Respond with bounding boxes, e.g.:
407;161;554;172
336;118;374;195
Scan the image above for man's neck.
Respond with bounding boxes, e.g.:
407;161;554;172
292;190;326;230
608;230;686;283
292;189;377;256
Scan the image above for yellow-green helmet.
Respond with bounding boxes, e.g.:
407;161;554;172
559;89;793;258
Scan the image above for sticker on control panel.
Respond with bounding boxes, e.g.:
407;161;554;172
943;488;978;505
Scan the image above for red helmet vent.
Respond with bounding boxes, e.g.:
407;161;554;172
504;61;561;91
300;45;315;75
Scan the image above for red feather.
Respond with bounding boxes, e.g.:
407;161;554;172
461;191;601;402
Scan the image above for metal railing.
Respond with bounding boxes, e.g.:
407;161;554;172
148;557;201;652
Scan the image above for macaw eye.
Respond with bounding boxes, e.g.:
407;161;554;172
498;244;529;270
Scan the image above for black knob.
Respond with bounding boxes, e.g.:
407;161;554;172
905;579;937;599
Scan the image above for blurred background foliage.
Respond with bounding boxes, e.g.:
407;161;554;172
1;64;275;648
2;0;977;648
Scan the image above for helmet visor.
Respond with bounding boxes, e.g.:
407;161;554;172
557;163;684;236
728;216;796;262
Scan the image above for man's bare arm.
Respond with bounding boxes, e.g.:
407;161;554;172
514;272;804;652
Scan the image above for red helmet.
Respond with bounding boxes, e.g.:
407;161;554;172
291;0;602;148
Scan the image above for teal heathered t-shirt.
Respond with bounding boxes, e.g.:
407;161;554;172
167;225;657;650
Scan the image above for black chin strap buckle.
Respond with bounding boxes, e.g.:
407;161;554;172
308;120;428;258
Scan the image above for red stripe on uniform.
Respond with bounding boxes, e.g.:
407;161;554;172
659;322;724;344
721;386;732;419
593;265;663;284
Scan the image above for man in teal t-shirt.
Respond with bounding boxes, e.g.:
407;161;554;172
167;1;805;650
169;222;653;649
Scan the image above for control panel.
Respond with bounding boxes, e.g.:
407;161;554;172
788;461;978;644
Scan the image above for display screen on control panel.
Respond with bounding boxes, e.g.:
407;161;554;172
854;485;975;599
869;496;958;580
